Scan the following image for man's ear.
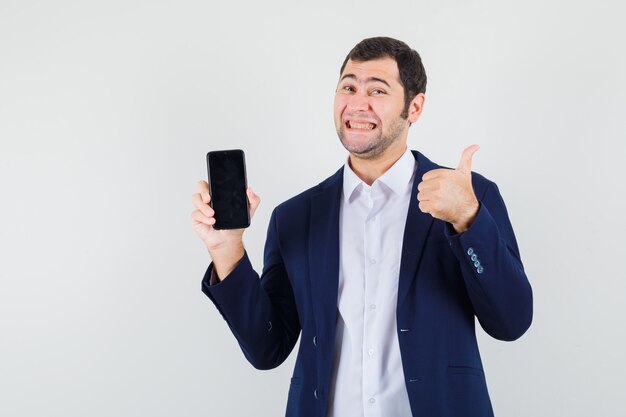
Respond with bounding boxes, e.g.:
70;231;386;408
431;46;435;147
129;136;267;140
408;93;426;124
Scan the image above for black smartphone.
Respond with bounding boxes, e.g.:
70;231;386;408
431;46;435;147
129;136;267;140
206;149;250;230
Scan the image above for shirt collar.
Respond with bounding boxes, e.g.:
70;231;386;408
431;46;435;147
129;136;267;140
342;148;416;202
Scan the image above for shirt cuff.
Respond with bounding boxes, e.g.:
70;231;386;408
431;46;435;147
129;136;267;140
208;265;220;286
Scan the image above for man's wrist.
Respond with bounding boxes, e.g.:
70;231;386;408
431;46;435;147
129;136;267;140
452;201;480;233
209;242;245;281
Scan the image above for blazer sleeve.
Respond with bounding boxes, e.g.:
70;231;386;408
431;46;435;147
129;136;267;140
201;208;301;369
445;179;533;341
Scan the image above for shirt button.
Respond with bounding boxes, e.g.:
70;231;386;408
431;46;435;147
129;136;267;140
369;398;376;404
369;259;376;265
371;216;376;222
369;304;376;310
368;348;374;357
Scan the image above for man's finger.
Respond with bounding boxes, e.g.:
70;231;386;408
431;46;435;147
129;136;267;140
197;180;209;193
457;144;480;173
422;168;447;181
191;193;203;208
247;187;261;218
192;193;214;217
191;209;215;226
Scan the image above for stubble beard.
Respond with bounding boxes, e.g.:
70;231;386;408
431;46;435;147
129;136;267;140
337;115;408;161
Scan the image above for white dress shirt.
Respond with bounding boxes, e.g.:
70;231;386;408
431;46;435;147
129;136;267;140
326;148;416;417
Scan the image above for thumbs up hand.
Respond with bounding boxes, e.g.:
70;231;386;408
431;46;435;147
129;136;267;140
417;145;480;233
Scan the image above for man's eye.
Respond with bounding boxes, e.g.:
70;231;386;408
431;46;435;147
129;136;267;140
342;85;355;92
371;89;386;95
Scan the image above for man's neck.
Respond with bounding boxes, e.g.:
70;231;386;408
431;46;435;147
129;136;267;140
348;144;408;186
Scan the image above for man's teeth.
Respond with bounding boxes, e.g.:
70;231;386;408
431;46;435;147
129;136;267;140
349;122;375;130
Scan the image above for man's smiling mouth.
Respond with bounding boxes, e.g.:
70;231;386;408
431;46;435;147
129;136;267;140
346;120;377;130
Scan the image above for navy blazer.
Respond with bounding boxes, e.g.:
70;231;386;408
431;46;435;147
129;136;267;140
202;150;533;417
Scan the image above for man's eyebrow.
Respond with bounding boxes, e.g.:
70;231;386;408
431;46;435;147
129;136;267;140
340;73;391;88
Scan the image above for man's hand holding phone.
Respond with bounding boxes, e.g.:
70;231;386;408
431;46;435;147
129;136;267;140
191;181;261;280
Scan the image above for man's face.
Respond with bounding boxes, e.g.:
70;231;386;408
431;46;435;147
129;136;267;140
334;57;410;160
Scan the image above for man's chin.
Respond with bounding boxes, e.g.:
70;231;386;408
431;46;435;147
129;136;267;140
338;134;390;160
343;143;385;161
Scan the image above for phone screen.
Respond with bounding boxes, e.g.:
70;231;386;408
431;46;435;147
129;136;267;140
206;149;250;230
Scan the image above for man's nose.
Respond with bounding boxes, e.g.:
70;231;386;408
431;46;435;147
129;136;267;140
346;93;370;111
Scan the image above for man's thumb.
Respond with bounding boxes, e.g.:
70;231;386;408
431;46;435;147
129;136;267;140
457;144;480;172
247;187;261;217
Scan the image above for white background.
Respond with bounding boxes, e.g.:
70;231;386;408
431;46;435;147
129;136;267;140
1;0;625;416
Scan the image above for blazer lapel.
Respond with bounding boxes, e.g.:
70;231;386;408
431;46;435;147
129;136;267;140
397;151;438;310
308;168;343;350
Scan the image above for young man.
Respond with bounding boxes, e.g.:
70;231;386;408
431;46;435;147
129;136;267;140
191;37;532;417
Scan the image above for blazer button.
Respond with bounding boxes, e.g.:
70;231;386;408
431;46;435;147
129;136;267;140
313;336;317;347
467;247;474;256
474;260;480;267
470;253;478;262
477;266;484;274
314;389;318;400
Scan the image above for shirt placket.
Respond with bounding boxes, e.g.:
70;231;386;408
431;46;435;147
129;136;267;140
362;185;383;416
